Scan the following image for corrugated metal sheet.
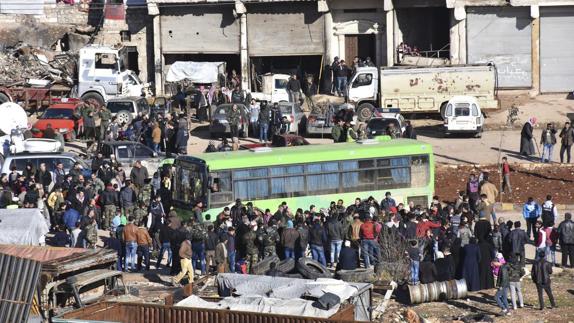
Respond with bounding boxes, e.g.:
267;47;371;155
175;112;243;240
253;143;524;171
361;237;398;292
467;7;532;88
247;2;324;56
57;302;357;323
540;6;574;93
0;253;42;323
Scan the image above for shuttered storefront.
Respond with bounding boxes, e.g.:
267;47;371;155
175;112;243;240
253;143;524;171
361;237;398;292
160;6;240;54
467;7;532;88
247;2;324;56
540;7;574;92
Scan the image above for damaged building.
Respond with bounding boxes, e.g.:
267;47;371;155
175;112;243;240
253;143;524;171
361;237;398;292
147;0;574;96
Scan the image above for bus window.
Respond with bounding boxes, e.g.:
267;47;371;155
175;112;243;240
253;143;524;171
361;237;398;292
234;168;268;200
270;165;305;198
210;171;233;208
410;155;430;187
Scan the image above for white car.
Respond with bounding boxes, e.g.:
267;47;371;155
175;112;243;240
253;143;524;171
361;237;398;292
443;96;484;138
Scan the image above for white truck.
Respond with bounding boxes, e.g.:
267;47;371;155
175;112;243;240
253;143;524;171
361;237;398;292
78;45;145;108
347;64;498;121
250;73;290;103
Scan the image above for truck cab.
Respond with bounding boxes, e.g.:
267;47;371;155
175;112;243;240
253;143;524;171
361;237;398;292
348;67;379;121
250;73;290;103
78;45;144;108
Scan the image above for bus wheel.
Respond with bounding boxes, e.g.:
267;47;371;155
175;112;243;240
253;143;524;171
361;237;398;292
357;103;374;122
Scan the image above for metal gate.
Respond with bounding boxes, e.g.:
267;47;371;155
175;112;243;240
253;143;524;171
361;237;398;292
247;3;324;56
160;6;240;54
540;7;574;92
467;7;532;88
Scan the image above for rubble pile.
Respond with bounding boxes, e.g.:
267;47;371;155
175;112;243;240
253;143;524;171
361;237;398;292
0;44;76;86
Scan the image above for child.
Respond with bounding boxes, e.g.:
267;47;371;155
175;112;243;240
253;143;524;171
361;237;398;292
495;260;511;315
492;252;506;282
492;225;503;252
407;239;420;285
501;156;512;194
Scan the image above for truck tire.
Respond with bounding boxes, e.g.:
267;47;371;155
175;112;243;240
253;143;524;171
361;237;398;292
116;110;133;125
275;258;296;274
336;268;376;283
440;102;448;119
0;92;9;104
82;92;105;109
250;255;280;275
296;258;332;279
357;103;375;122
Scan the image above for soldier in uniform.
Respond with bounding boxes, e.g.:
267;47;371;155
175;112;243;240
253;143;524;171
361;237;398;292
138;178;154;207
100;183;119;230
133;201;147;226
99;106;112;141
189;219;208;275
243;221;259;273
84;217;98;249
260;220;280;259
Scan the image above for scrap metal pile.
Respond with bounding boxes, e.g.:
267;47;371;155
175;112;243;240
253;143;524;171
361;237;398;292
0;44;77;87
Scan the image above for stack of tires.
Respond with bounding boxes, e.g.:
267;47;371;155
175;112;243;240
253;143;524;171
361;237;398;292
249;256;333;279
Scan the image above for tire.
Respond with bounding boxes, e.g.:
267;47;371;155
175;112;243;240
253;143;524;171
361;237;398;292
0;92;9;104
116;110;133;125
440;102;448;119
81;92;105;109
275;258;296;274
336;268;376;283
357;103;375;122
296;258;332;279
250;255;280;275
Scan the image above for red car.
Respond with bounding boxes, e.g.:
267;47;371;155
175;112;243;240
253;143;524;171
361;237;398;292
32;102;83;141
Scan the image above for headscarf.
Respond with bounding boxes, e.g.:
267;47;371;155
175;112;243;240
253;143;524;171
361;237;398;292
528;117;537;126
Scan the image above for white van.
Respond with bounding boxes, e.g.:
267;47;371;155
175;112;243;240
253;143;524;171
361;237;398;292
443;96;484;138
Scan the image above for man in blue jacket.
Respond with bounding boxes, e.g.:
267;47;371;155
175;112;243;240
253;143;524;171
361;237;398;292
63;205;81;233
523;197;542;241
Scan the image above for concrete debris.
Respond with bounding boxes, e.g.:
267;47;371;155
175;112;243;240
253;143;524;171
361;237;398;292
0;44;76;86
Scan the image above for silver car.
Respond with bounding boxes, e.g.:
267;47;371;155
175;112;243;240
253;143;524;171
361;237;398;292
277;102;304;134
209;104;250;138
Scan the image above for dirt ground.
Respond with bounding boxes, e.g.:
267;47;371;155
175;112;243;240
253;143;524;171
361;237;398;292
435;164;574;205
381;269;574;323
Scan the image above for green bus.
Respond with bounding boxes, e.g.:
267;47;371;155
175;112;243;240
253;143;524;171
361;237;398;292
172;137;434;220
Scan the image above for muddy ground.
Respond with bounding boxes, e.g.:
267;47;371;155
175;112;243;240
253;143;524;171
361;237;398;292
435;164;574;205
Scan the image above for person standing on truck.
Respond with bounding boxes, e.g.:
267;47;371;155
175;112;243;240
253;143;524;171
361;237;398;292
99;106;112;141
287;74;302;104
330;57;340;95
334;60;350;97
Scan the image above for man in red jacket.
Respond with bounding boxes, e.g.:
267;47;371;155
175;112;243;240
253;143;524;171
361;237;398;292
416;215;441;238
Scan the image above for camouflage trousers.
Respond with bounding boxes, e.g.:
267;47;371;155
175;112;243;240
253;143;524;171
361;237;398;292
123;205;135;219
263;246;276;259
246;253;259;274
103;205;116;230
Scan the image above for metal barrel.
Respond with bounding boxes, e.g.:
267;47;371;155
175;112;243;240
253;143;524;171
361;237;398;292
408;279;468;304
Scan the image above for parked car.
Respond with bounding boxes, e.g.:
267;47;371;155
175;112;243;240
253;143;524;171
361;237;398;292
366;108;405;137
277;102;304;134
106;97;150;125
443;95;484;137
209;104;250;138
96;140;162;176
305;103;355;136
1;152;91;176
240;134;310;150
31;101;83;141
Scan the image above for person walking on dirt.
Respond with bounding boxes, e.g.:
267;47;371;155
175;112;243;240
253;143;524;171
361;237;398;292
531;250;557;310
559;121;574;163
520;117;536;158
558;212;574;268
540;123;557;163
501;157;512;194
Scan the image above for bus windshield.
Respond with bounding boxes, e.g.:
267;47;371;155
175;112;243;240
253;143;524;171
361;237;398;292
173;161;207;206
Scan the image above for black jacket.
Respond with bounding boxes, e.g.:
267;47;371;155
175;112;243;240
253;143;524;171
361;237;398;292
507;229;528;254
531;259;553;285
206;231;219;251
419;261;437;284
100;188;118;206
309;223;326;246
558;219;574;245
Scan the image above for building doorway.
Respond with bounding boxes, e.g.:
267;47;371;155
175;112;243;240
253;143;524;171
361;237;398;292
345;34;376;65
